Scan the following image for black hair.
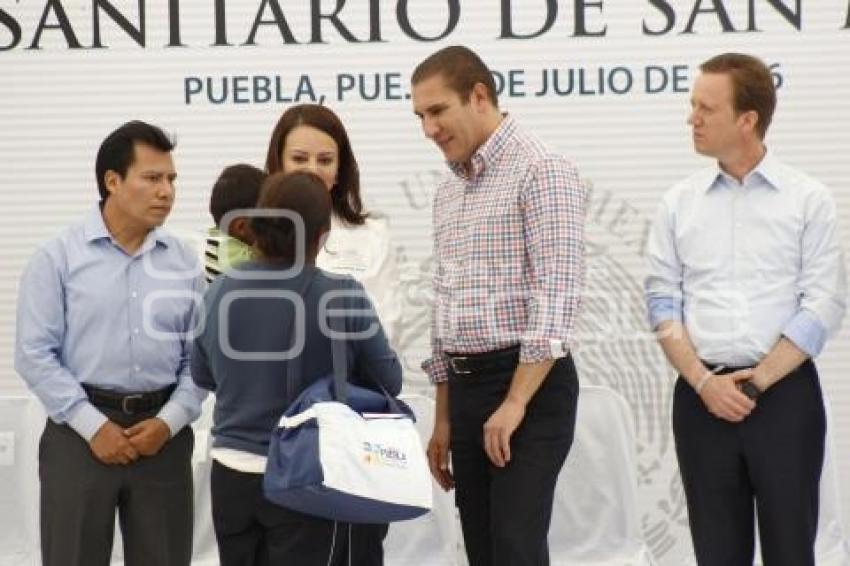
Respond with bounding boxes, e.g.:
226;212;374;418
95;120;174;200
252;171;332;261
209;163;267;227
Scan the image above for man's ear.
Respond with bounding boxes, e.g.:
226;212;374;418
738;110;759;135
470;82;490;111
104;170;121;196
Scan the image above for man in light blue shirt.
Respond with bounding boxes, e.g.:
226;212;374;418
645;54;846;566
15;121;206;566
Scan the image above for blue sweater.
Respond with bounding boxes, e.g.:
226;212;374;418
191;262;403;456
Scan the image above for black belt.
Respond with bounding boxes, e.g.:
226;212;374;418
83;384;176;415
704;359;815;376
445;345;520;376
703;362;754;375
702;361;762;399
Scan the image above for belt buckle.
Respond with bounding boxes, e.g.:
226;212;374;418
449;356;472;375
121;394;144;414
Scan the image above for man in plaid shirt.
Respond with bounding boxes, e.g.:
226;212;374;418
412;46;587;566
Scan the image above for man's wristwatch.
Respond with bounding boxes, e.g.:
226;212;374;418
740;380;761;400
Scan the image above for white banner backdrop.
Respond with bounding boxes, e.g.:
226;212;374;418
1;2;849;564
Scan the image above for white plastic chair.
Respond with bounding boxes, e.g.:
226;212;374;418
549;385;655;565
384;393;460;565
0;396;42;566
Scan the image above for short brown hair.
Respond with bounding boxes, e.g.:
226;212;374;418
264;104;366;225
251;171;331;261
700;53;776;139
411;45;498;107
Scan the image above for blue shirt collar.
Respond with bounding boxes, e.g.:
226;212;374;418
83;203;170;251
706;149;781;192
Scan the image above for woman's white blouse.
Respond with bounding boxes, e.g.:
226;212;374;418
317;215;402;347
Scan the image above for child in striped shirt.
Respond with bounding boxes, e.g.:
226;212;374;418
205;164;266;282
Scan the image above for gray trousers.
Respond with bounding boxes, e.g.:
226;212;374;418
38;408;194;566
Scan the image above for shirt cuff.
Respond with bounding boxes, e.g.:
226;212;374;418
782;310;827;358
422;356;449;384
519;339;566;364
66;402;109;442
157;401;193;437
647;296;683;330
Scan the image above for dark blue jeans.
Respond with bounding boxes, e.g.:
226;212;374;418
674;359;826;566
448;355;579;566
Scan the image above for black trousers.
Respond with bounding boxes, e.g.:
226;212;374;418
673;360;826;566
39;408;195;566
448;355;579;566
210;460;389;566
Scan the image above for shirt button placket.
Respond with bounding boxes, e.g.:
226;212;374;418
730;186;743;358
128;259;140;383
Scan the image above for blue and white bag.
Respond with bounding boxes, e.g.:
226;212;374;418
263;296;432;523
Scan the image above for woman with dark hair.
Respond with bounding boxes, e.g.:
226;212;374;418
265;104;402;346
192;171;403;566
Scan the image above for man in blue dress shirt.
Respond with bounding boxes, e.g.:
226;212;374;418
645;53;846;565
15;121;206;566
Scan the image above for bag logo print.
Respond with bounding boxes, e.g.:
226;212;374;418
362;441;408;469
